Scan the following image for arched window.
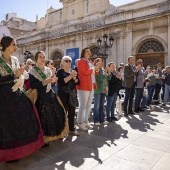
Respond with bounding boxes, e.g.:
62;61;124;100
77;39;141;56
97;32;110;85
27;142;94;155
138;39;164;54
51;51;63;69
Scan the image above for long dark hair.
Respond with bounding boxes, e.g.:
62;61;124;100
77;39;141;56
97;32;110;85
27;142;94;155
35;51;45;62
0;36;14;52
80;47;90;58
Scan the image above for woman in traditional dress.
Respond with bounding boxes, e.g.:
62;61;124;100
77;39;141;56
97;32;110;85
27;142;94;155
0;36;44;162
29;51;69;145
23;58;35;91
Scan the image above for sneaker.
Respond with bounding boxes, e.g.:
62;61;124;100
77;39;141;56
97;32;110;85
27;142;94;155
78;123;88;131
70;130;80;136
144;105;150;109
94;122;101;126
102;121;109;125
161;104;166;107
84;122;93;130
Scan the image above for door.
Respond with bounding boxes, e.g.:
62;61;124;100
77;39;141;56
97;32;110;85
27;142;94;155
136;53;164;69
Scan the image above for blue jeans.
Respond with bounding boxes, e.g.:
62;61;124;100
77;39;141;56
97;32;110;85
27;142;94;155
106;93;118;119
141;95;149;108
52;83;58;94
93;93;106;123
123;84;135;113
147;85;155;105
163;84;170;105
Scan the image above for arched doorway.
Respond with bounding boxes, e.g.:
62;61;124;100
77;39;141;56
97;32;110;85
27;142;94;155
51;51;63;69
136;39;165;68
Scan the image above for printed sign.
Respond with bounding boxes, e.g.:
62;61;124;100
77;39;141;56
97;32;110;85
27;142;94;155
66;48;79;68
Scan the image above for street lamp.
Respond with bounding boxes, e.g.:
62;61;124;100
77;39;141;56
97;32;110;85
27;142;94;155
97;34;114;67
24;50;32;62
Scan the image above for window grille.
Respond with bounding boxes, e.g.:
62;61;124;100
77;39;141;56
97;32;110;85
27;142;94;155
52;51;63;60
138;40;164;53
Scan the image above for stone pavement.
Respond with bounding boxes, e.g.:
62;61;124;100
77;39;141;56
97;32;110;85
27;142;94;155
1;105;170;170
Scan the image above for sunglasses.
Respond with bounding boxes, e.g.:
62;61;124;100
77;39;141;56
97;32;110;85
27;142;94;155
64;60;71;63
50;63;54;65
29;64;35;66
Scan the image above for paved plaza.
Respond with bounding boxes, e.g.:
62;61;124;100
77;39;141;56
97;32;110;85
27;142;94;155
1;105;170;170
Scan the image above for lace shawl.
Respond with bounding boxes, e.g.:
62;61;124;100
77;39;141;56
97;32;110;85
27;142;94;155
29;66;52;92
0;55;25;92
0;55;19;76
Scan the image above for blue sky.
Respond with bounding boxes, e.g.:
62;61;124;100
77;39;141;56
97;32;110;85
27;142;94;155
0;0;137;22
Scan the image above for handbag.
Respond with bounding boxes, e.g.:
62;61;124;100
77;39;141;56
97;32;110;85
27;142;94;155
68;90;79;108
26;88;38;104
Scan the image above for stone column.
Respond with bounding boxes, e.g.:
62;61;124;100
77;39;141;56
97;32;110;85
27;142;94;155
118;32;125;66
45;40;49;60
125;24;133;63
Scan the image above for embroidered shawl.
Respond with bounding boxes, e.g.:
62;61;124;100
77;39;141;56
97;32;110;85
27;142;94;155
29;66;52;93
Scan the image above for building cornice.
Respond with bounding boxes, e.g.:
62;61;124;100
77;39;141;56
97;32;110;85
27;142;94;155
17;1;170;45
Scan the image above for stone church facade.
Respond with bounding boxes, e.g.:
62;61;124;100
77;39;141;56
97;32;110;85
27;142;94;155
16;0;170;68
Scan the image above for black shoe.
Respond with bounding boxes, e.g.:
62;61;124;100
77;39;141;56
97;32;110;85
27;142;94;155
6;159;19;163
161;104;166;107
42;142;49;147
124;113;128;117
107;117;112;122
111;116;118;121
138;108;144;112
134;110;139;113
154;101;161;105
128;111;135;115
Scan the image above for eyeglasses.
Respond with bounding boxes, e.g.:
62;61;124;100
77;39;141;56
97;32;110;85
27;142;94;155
64;60;71;63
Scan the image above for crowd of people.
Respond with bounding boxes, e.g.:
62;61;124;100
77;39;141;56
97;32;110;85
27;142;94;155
0;36;170;162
